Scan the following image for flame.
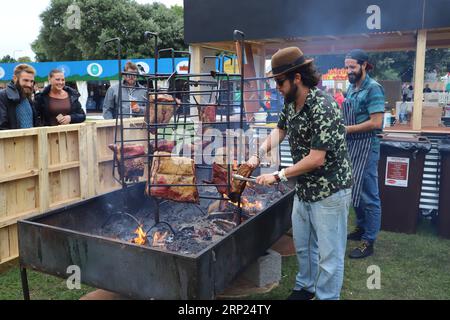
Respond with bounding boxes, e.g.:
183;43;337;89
132;226;147;245
242;197;263;211
227;196;263;212
152;231;169;247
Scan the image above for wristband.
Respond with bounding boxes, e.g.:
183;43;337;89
278;168;288;182
272;171;281;183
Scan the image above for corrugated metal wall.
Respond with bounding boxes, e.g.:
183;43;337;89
419;134;449;216
278;133;449;218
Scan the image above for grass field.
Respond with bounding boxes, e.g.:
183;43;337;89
1;214;449;300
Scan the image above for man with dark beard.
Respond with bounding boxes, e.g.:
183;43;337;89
248;47;352;300
343;49;385;259
0;64;40;129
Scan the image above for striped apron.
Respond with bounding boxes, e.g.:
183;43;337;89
343;100;374;208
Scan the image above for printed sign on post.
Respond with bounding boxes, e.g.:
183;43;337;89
385;157;410;187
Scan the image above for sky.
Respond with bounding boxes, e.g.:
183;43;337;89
0;0;184;61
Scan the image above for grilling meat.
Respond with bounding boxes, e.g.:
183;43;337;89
209;163;229;195
147;94;181;134
206;159;254;202
147;151;199;204
228;163;254;202
109;144;145;183
151;140;177;153
198;104;216;124
151;140;212;155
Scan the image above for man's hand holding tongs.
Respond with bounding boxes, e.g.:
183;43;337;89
256;174;279;186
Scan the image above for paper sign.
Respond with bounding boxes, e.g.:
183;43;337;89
385;157;410;187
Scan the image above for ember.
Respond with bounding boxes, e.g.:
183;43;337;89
19;178;295;300
152;231;169;247
132;225;147;245
96;182;290;255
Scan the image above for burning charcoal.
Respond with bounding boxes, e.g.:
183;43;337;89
196;228;212;241
210;225;227;236
150;231;169;248
212;219;237;233
180;226;195;233
85;183;293;255
207;212;235;221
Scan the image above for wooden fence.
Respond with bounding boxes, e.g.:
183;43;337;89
0;119;147;265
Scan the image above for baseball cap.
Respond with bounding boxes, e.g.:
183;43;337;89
346;49;374;71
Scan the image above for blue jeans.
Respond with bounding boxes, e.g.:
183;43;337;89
354;149;382;243
292;188;351;300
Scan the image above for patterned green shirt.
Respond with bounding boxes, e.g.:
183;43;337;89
277;87;352;202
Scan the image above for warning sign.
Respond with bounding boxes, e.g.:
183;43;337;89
385;157;410;187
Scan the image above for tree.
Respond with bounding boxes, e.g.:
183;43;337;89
424;48;450;76
17;57;32;63
32;0;186;62
369;49;450;82
0;55;16;63
368;51;415;82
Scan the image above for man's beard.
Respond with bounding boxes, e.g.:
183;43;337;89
16;82;33;99
348;69;363;84
284;82;298;104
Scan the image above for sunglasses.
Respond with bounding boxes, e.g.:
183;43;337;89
275;77;288;86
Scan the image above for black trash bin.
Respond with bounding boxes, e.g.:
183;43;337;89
378;134;431;234
438;139;450;239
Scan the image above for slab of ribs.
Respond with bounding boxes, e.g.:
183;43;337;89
198;104;216;124
207;161;254;202
151;139;213;155
146;151;200;204
109;144;146;183
147;94;181;134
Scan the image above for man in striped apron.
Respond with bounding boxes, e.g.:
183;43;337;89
344;49;385;259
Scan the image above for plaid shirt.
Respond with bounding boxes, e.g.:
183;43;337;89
345;75;385;151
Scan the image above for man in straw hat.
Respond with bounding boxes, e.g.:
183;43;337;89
248;47;352;300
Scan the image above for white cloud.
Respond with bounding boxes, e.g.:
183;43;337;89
0;0;183;61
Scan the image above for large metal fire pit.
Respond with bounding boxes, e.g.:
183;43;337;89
18;172;294;300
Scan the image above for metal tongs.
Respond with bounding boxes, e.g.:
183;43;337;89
232;174;257;183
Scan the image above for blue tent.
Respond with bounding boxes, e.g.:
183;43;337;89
0;58;188;83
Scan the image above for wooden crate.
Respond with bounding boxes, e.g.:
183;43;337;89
95;119;148;195
0;130;40;264
0;118;147;264
422;105;443;127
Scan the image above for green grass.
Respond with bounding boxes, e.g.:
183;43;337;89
340;215;450;300
249;213;450;300
1;213;450;300
0;262;94;300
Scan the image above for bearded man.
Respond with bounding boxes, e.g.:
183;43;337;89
343;49;385;259
248;47;352;300
0;64;40;129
